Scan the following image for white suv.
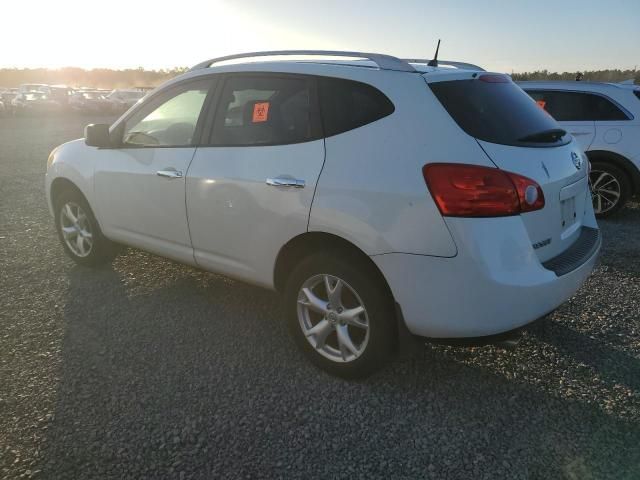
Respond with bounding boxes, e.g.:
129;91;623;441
518;80;640;217
46;51;600;378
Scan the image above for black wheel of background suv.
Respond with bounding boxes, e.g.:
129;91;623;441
284;251;397;379
589;161;631;218
53;188;119;267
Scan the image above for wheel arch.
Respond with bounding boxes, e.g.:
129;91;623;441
273;231;394;299
586;150;640;195
50;177;87;209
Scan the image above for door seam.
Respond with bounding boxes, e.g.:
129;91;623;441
307;137;327;231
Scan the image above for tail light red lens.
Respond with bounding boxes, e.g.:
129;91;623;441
422;163;545;217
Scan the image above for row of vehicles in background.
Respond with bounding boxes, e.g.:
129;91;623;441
0;84;148;116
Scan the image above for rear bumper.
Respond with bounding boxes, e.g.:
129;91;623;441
372;217;600;338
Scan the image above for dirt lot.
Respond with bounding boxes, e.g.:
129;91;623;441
1;115;639;479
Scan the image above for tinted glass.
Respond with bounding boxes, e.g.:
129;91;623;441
319;78;394;137
211;76;319;146
526;90;629;121
123;80;210;147
430;77;566;147
635;90;640;101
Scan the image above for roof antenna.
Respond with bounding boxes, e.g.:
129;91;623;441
427;39;441;67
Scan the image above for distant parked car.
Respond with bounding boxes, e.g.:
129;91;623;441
106;89;145;113
12;91;60;115
40;85;73;110
18;84;48;94
519;80;640;217
1;88;18;115
69;90;111;114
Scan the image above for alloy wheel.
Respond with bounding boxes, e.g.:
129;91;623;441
297;274;370;363
59;202;93;257
590;169;621;215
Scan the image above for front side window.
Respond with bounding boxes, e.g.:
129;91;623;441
527;90;629;121
122;80;211;147
211;75;320;146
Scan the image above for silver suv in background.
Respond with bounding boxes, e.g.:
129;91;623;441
519;80;640;216
106;89;146;113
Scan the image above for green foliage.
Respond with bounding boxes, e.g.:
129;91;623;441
511;69;639;84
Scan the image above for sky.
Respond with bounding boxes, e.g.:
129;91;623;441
1;0;638;73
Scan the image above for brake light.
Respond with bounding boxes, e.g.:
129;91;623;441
422;163;545;217
479;74;510;83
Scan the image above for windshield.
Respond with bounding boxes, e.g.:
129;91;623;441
429;76;569;147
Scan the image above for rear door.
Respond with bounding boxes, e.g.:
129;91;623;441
525;90;596;151
186;74;325;287
428;75;592;262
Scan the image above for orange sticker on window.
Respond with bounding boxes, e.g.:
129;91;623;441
536;99;547;110
252;102;270;123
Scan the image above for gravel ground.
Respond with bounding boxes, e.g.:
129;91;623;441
1;115;639;480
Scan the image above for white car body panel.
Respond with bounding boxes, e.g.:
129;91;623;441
373;215;599;338
476;139;589;261
309;71;472;258
187;140;325;287
93;147;197;265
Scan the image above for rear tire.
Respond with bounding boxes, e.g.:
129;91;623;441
284;251;396;379
53;188;119;267
589;162;630;218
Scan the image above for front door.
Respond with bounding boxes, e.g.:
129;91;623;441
94;78;214;263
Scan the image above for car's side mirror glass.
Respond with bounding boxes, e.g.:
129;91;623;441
84;124;112;148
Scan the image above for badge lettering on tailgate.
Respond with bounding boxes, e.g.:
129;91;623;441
533;238;552;250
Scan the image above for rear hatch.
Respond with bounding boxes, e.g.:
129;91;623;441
426;72;591;262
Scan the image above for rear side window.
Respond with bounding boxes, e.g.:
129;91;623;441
211;75;321;146
430;77;567;147
319;78;394;137
633;90;640;101
526;90;630;121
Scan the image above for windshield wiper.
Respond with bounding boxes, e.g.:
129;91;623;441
518;128;566;143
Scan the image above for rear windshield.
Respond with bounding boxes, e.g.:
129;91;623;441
429;77;569;147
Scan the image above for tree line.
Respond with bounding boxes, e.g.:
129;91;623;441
0;67;637;89
511;69;638;83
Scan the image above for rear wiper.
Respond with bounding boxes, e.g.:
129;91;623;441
518;128;566;143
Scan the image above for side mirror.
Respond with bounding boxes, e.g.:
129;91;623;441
85;124;111;148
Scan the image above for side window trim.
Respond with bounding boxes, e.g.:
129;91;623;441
525;88;633;122
110;76;218;149
203;72;323;147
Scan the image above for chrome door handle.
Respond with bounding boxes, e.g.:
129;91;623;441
157;169;183;179
266;177;305;188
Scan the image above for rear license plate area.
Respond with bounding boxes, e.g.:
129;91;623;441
561;196;576;229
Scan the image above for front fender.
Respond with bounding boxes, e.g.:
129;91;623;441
45;139;98;219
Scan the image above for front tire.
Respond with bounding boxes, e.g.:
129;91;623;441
53;188;119;267
589;162;630;218
284;252;396;379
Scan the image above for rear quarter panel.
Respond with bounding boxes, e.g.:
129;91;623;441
309;71;495;257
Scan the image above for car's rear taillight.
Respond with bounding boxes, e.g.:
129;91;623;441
422;163;545;217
